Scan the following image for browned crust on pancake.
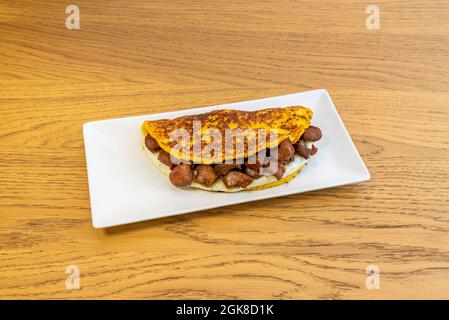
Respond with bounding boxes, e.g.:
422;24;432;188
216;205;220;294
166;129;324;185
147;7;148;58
142;106;312;164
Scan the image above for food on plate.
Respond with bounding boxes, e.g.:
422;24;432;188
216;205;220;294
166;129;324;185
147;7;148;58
141;106;322;192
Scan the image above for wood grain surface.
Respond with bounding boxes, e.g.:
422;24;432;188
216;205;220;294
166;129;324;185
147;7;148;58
1;0;449;299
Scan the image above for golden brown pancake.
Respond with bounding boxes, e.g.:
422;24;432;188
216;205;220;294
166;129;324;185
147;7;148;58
141;106;312;164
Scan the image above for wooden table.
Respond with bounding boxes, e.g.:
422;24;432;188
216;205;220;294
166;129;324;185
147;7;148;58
1;0;448;299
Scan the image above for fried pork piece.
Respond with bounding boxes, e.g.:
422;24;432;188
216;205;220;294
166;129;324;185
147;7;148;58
310;144;318;156
273;163;286;180
295;140;311;159
294;140;319;159
158;150;178;169
169;165;193;187
277;139;295;163
145;134;161;152
222;171;253;188
195;165;218;187
214;164;242;176
302;126;322;142
244;151;271;178
245;166;262;179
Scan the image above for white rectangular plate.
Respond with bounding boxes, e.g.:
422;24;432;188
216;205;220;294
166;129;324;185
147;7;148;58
83;89;370;228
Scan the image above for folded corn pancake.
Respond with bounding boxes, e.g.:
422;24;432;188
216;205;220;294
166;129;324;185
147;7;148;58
142;106;312;164
141;106;322;192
